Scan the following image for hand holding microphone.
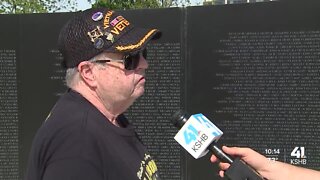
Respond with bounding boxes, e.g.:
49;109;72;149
210;146;271;179
171;110;264;180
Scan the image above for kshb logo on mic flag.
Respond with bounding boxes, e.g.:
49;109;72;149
174;113;223;159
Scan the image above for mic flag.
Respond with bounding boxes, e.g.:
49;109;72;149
173;112;223;159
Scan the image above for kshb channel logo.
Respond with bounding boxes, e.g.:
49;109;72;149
174;113;223;159
290;146;307;165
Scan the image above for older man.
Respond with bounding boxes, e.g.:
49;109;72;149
25;8;161;180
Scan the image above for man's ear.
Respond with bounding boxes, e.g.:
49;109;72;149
77;61;97;87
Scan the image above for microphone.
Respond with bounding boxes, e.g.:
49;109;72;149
171;110;264;180
172;110;233;162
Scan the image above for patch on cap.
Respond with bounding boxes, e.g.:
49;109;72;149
94;38;104;49
105;32;114;43
87;10;131;49
92;11;103;21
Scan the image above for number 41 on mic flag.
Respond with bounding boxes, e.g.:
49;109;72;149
174;113;223;159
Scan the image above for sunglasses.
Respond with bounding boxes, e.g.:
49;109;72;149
93;49;147;70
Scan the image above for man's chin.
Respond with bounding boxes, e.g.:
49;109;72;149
132;87;145;99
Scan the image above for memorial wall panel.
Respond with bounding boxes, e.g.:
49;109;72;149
187;2;320;179
0;15;19;180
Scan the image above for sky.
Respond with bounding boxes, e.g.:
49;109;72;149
76;0;203;11
77;0;92;10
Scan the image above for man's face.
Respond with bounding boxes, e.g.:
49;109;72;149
93;50;149;105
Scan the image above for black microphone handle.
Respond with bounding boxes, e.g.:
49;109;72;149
208;142;234;164
208;143;264;180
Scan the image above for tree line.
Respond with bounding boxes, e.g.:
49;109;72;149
0;0;194;14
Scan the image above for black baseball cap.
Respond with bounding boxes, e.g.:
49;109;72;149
57;8;161;68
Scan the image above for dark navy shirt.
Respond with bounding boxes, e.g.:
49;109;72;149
24;89;160;180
